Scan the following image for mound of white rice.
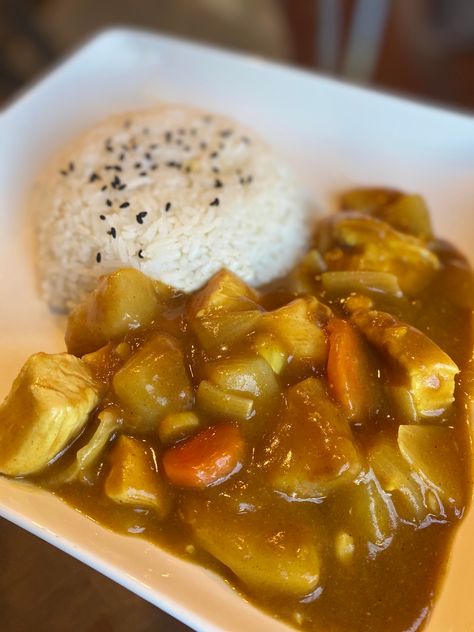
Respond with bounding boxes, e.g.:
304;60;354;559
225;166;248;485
35;104;310;310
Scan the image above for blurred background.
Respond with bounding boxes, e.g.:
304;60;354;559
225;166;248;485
0;1;473;631
0;0;473;110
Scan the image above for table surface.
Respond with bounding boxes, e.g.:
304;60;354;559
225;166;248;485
0;518;192;631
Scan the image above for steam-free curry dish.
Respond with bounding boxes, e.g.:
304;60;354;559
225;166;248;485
1;188;472;632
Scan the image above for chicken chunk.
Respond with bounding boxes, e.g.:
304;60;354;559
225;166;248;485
105;435;170;517
0;353;101;476
262;378;361;498
351;309;459;416
321;214;439;295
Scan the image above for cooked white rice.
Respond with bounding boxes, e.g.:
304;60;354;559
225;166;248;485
35;104;310;311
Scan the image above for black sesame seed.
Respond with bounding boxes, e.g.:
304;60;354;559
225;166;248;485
184;166;191;174
118;152;125;161
178;128;186;135
118;184;127;190
69;161;75;172
246;175;253;184
165;131;172;143
96;252;102;263
200;142;207;150
176;138;183;146
165;202;171;212
149;143;158;150
60;169;68;176
202;115;212;123
145;152;152;160
166;161;181;169
210;152;218;159
89;172;100;183
107;227;117;239
101;185;107;191
212;166;220;174
123;120;132;129
150;164;158;170
242;136;251;144
183;145;191;152
99;214;106;220
134;162;142;169
106;199;112;207
220;129;233;138
215;179;223;188
210;197;220;206
138;249;144;259
136;212;148;224
139;171;148;177
239;177;245;185
119;202;130;208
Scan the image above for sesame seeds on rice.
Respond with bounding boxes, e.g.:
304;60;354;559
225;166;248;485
35;104;310;311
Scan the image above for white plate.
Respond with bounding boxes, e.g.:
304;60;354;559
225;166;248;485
0;28;473;632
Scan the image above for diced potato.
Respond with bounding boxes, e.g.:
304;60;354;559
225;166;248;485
339;187;401;214
368;439;436;525
252;333;287;374
0;353;101;476
187;269;261;351
398;425;464;509
326;214;439;295
349;470;397;551
182;500;320;596
113;333;193;432
66;268;170;356
351;309;459;416
262;378;362;498
339;188;433;240
105;435;170;517
259;298;329;365
158;411;200;445
321;271;402;298
376;194;433;240
203;356;279;403
196;380;254;421
335;531;355;564
385;386;418;424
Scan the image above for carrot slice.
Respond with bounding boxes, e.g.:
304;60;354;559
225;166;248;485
162;423;244;488
327;318;378;422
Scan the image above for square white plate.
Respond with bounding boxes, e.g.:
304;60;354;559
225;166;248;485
0;28;473;632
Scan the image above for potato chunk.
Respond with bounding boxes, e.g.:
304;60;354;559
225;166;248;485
351;309;459;416
66;268;169;356
262;378;361;498
182;500;320;596
113;333;193;432
105;435;170;517
0;353;101;476
187;269;261;351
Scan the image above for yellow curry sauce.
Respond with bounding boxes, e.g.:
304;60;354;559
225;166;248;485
0;189;472;632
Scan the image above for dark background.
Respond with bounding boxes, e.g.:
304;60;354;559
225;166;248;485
0;1;473;631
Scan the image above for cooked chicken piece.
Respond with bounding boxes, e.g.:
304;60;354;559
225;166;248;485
105;435;170;517
262;378;361;498
0;353;101;476
321;214;439;295
351;309;459;416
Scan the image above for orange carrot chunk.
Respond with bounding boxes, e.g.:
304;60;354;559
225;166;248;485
162;422;244;489
327;318;378;422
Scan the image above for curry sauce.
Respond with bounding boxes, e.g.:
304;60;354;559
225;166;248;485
1;188;472;632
